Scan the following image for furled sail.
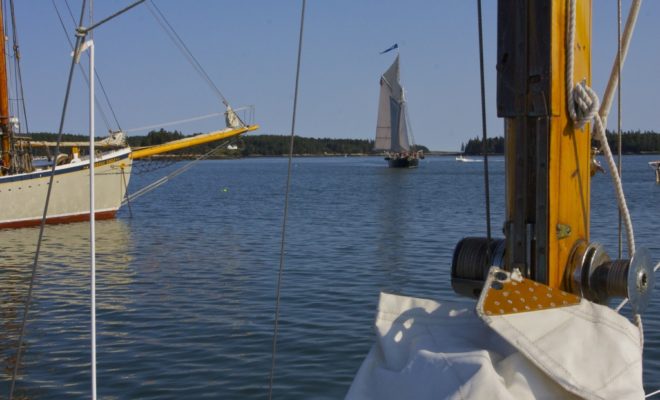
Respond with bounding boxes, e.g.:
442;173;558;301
374;56;410;152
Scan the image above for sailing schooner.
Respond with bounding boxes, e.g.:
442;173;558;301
374;55;423;168
0;4;257;229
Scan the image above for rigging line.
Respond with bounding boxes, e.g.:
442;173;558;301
9;0;29;134
476;0;492;259
63;0;122;131
124;112;224;133
57;0;114;132
80;0;145;34
617;0;623;259
9;3;88;398
123;138;236;205
2;0;16;119
146;0;229;107
269;1;305;398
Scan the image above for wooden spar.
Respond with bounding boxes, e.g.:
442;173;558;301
453;2;652;311
498;1;592;289
0;5;11;173
129;124;258;160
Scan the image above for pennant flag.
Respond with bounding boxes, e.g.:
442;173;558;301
379;43;398;55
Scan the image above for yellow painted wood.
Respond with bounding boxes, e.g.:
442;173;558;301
547;1;592;289
481;268;580;316
130;124;258;160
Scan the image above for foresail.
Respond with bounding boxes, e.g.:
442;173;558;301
397;101;410;151
374;56;405;152
374;78;392;151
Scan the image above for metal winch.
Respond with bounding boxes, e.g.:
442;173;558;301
565;241;655;314
451;237;505;299
451;236;655;314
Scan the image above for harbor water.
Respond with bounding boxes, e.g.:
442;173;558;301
1;155;659;398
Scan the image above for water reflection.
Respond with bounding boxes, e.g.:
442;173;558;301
0;219;133;397
375;168;415;289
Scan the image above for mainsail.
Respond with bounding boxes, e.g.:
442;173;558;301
375;56;410;152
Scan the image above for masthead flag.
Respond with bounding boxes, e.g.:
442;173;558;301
379;43;398;54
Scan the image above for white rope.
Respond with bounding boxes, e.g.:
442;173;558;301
647;388;660;398
566;0;635;256
124;112;224;133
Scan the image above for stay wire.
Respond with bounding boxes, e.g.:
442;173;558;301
146;0;229;107
8;0;28;134
617;0;623;258
476;0;492;258
61;0;121;132
54;0;112;132
9;3;88;398
268;1;305;398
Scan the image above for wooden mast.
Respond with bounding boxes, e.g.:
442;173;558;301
497;1;591;289
0;3;11;174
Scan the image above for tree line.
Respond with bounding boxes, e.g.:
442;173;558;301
461;130;660;155
25;129;429;156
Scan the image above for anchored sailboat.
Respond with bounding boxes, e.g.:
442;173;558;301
374;55;423;168
0;5;258;229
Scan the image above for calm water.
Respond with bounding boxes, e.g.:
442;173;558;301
1;155;659;398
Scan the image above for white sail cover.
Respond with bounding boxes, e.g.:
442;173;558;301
374;56;410;152
347;292;644;400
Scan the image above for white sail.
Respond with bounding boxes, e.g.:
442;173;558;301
374;55;410;152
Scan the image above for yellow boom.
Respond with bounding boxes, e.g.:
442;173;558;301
130;124;259;160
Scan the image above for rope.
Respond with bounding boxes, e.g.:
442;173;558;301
64;0;123;132
269;1;305;398
8;0;29;135
54;0;115;132
617;0;623;259
9;3;88;398
566;0;635;257
124;112;224;133
79;0;145;34
476;0;492;260
647;388;660;398
121;139;235;205
146;0;229;107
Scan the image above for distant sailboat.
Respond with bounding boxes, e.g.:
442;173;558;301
374;55;423;168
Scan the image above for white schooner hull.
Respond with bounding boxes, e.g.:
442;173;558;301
0;148;132;229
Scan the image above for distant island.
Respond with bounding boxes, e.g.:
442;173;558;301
461;130;660;155
27;129;429;157
26;129;660;157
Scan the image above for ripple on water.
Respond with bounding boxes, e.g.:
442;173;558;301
0;156;659;398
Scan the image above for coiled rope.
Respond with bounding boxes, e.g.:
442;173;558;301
566;0;635;257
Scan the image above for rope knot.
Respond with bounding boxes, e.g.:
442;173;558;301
569;79;600;129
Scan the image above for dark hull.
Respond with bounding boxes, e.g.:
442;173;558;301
386;157;419;169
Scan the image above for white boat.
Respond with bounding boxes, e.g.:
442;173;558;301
0;148;131;229
0;5;257;230
455;154;482;162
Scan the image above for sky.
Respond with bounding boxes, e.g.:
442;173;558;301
8;1;660;151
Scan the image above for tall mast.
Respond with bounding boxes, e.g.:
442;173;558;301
451;1;653;313
0;3;11;174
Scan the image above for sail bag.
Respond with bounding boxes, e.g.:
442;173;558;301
347;291;643;399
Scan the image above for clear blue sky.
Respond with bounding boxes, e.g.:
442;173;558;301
11;1;660;151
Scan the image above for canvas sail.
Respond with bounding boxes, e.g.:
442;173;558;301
375;56;410;152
